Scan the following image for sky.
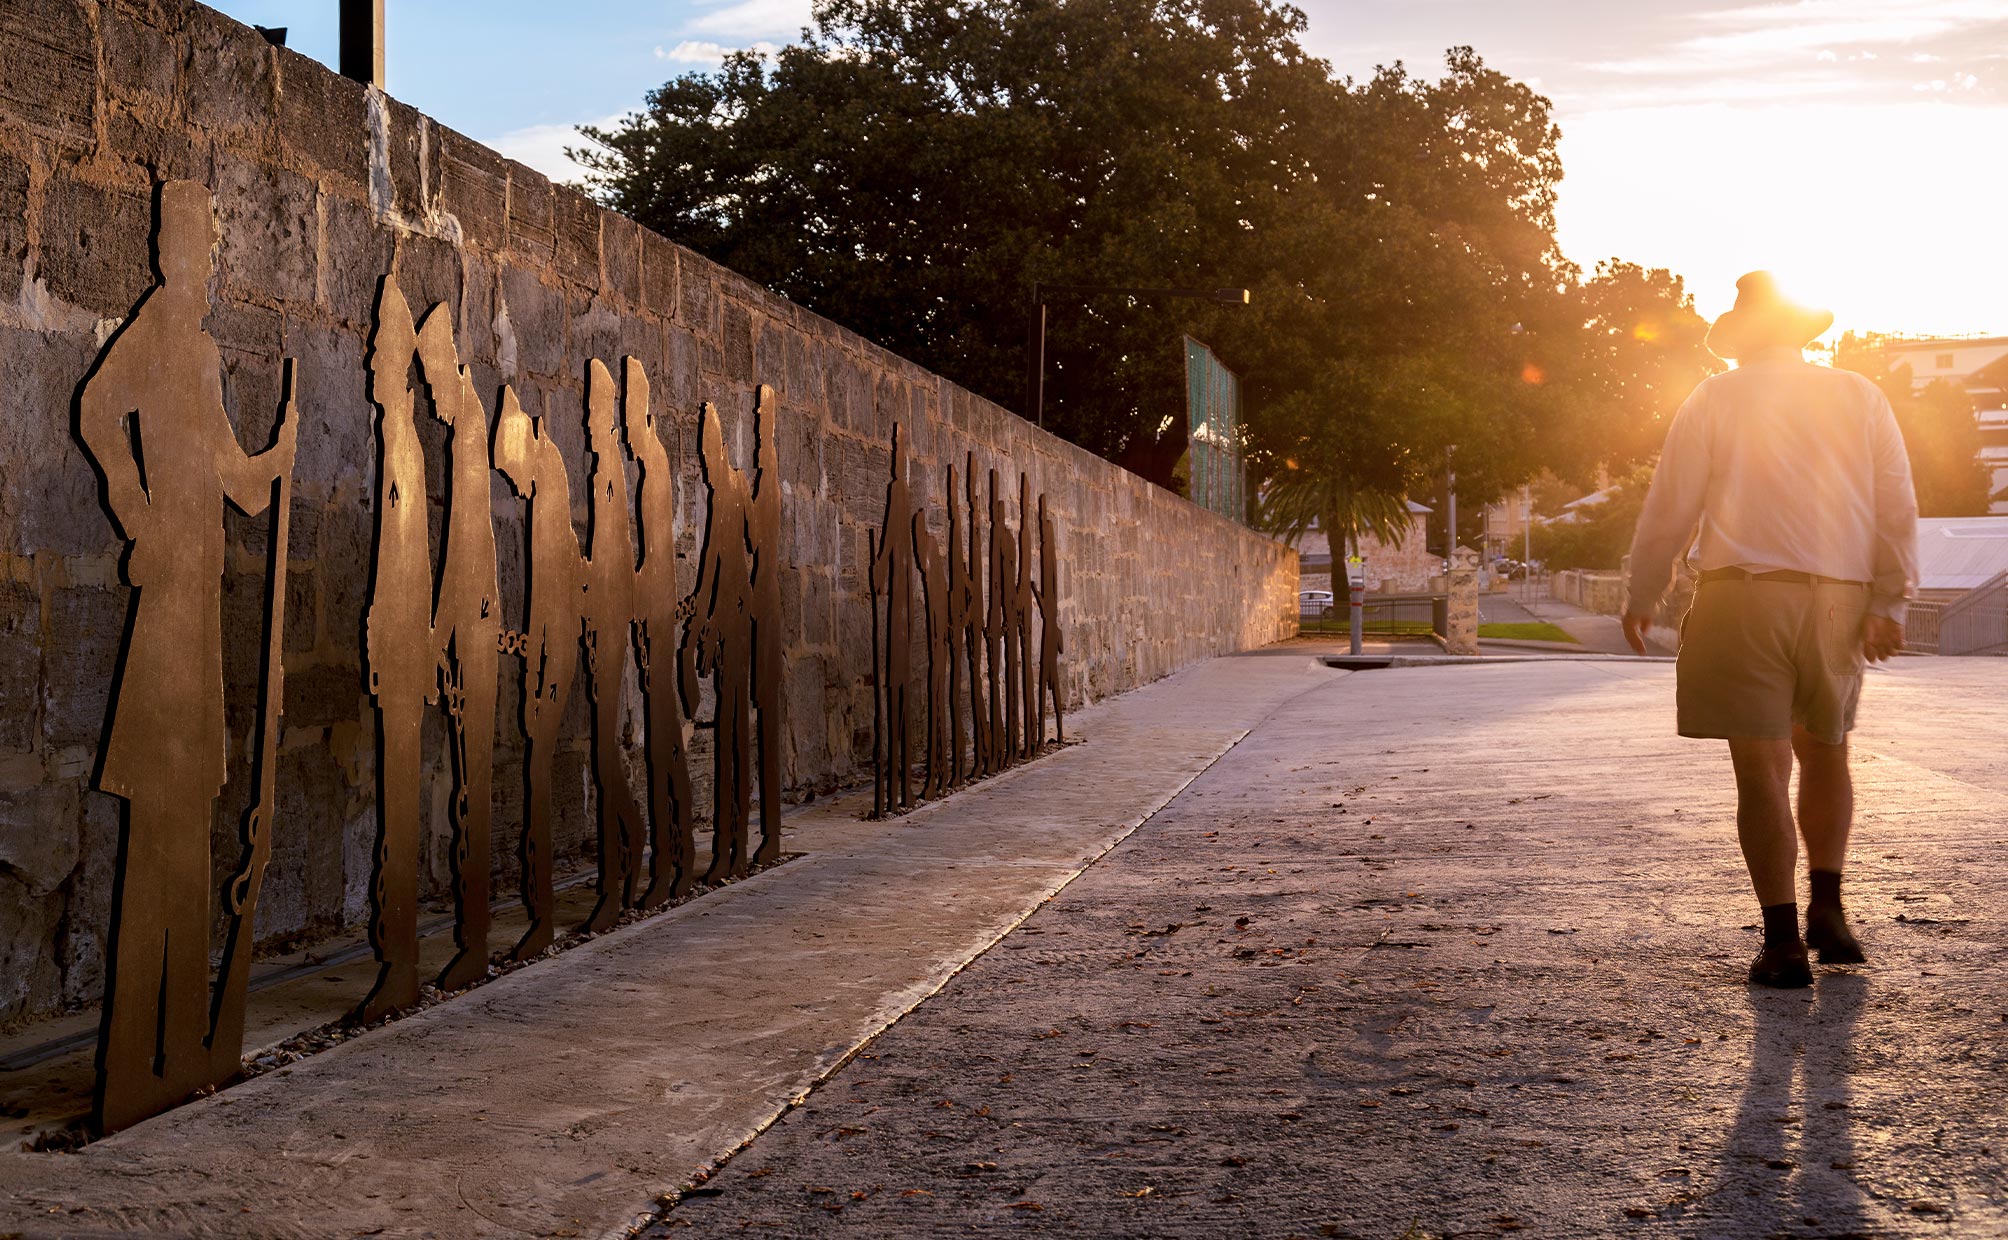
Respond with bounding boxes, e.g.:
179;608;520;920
212;0;2008;338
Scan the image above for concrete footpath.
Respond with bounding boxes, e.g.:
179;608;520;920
652;656;2007;1238
6;651;2005;1238
0;648;1339;1239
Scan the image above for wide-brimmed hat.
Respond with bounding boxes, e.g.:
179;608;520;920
1705;271;1834;361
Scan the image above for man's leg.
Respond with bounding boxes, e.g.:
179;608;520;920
1793;724;1865;963
1727;736;1811;987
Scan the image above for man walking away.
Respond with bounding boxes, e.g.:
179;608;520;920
1622;272;1919;989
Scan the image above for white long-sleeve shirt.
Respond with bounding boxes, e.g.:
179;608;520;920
1624;354;1920;623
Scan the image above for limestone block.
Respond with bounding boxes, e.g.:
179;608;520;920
39;174;152;318
0;0;94;141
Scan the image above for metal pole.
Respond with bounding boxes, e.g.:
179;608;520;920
1445;449;1457;572
1025;285;1046;430
1523;485;1533;568
1348;538;1363;656
340;0;385;88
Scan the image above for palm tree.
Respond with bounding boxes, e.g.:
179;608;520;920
1260;464;1415;608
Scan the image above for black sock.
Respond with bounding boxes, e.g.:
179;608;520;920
1761;902;1801;946
1810;869;1842;912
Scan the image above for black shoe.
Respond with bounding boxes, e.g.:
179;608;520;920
1805;909;1867;964
1749;940;1813;988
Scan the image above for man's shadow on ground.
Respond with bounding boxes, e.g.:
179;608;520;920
1701;972;1874;1238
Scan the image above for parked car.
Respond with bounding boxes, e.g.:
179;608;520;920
1298;589;1336;619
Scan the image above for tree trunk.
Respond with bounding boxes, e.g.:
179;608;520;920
1324;491;1351;611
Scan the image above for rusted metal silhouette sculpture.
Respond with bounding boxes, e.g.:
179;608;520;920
1034;492;1065;746
684;403;757;880
945;460;972;787
625;359;699;909
748;386;786;867
492;386;585;959
1015;473;1038;758
991;471;1022;767
357;284;502;1016
914;512;951;798
77;181;297;1133
962;459;991;780
870;425;917;814
357;278;432;1021
984;469;1008;774
581;360;647;932
416;306;501;991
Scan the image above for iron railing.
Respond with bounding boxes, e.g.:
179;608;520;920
1936;572;2008;656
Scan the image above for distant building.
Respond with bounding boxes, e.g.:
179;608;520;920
1877;336;2008;514
1293;502;1438;594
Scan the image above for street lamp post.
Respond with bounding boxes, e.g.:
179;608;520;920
1025;283;1250;429
1445;444;1458;575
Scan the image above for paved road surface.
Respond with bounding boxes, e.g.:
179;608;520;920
652;657;2007;1238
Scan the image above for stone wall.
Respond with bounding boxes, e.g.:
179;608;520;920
0;0;1297;1025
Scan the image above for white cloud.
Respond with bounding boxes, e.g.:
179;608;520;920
485;115;626;185
656;38;779;66
685;0;814;40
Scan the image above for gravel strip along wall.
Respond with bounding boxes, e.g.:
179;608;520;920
0;0;1297;1024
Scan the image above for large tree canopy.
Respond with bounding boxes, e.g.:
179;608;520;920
582;0;1713;522
1829;334;1991;518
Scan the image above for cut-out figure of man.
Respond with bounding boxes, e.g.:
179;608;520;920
914;512;951;798
492;387;585;959
748;386;786;866
625;358;699;909
871;426;917;811
1623;272;1920;989
1015;473;1037;755
685;404;757;881
78;181;296;1133
962;459;990;779
990;472;1020;767
1033;493;1065;746
415;306;500;991
581;360;647;932
357;277;435;1022
945;459;972;787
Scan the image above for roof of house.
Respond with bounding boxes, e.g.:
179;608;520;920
1918;517;2008;592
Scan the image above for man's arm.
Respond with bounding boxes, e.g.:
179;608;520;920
1866;391;1920;626
1621;388;1712;652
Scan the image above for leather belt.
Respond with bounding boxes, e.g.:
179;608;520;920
1696;568;1869;587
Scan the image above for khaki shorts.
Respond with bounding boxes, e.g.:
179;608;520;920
1675;578;1869;745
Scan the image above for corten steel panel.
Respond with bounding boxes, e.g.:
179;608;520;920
946;458;974;787
580;359;645;933
1015;472;1036;759
869;424;916;817
626;359;699;908
358;276;505;1023
74;182;298;1134
914;509;950;800
685;403;757;883
1036;493;1065;744
748;385;785;868
492;385;586;961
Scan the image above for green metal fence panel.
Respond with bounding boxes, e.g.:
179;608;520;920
1184;336;1245;524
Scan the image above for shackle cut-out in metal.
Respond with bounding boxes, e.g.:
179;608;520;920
77;181;299;1133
